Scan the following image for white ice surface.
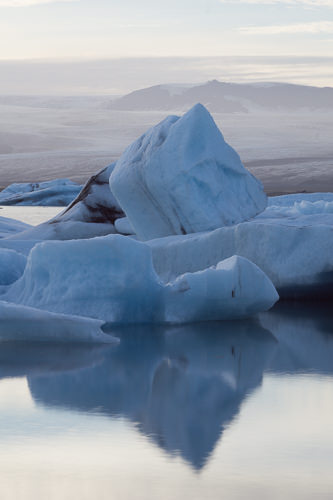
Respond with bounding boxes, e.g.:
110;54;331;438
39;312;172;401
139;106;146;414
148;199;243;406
110;104;267;240
0;179;81;206
0;301;118;343
3;234;278;323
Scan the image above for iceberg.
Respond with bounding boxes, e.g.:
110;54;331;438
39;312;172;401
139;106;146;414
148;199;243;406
3;235;278;323
4;235;165;323
166;256;278;322
110;103;267;241
0;301;118;343
149;193;333;298
0;179;81;206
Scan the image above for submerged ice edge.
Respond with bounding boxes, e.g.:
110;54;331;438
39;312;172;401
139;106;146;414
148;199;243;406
0;301;119;344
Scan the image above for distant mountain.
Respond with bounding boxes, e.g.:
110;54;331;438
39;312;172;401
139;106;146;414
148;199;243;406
110;80;333;113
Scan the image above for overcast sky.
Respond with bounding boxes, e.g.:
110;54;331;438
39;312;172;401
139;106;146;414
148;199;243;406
1;0;333;60
0;0;332;93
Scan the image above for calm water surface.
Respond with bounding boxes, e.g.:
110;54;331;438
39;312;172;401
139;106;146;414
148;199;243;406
0;208;332;499
0;303;332;500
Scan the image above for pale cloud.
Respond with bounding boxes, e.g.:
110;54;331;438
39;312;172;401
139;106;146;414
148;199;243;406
221;0;333;5
240;21;333;35
0;0;78;6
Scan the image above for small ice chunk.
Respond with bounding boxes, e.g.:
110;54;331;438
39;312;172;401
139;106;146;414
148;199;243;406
166;256;279;322
114;217;135;235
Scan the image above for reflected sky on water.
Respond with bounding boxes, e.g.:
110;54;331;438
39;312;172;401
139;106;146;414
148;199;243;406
0;302;333;499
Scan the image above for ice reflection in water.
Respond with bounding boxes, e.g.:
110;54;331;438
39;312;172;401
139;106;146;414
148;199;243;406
0;303;333;499
26;320;275;470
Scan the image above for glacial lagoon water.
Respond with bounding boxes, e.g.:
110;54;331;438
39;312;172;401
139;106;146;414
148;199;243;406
0;208;333;499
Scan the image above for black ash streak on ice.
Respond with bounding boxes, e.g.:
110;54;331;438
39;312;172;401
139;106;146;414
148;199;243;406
61;165;125;225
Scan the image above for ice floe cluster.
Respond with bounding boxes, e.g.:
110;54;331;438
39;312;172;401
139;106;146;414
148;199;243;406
0;103;331;342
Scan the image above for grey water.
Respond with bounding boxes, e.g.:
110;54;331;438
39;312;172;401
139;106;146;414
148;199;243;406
0;301;333;500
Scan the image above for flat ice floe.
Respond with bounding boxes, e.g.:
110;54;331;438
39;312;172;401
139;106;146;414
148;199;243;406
0;301;118;343
110;104;267;240
0;179;81;206
3;235;278;323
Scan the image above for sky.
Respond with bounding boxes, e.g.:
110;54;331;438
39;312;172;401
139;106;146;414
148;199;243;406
0;0;333;93
0;0;333;60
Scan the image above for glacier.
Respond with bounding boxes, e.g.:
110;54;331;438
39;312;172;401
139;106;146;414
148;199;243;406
110;103;267;240
0;179;81;206
165;256;278;322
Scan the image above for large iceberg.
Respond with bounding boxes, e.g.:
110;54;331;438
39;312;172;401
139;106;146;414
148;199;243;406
3;235;278;322
110;103;267;240
0;179;81;206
